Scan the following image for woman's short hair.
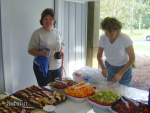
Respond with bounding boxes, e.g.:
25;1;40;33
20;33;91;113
100;17;122;33
40;8;55;25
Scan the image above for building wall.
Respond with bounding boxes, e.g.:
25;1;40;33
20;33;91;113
0;0;5;93
1;0;54;93
0;0;89;93
63;1;87;77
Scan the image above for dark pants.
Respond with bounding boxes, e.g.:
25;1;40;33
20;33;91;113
105;61;132;87
33;63;62;86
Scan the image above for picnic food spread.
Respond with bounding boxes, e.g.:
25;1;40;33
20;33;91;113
0;78;150;113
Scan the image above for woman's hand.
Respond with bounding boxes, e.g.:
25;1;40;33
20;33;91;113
40;49;51;57
102;69;108;78
112;72;122;82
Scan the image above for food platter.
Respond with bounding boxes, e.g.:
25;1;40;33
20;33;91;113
0;92;9;99
50;86;65;95
110;96;150;113
88;97;112;106
87;90;120;111
0;92;35;113
65;93;87;102
88;97;111;110
31;109;46;113
13;85;67;108
109;107;118;113
48;77;78;90
64;81;95;99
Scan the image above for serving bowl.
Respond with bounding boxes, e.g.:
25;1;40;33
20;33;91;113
64;81;95;98
43;105;55;113
88;97;111;110
31;109;46;113
110;97;150;113
88;90;120;110
65;93;87;102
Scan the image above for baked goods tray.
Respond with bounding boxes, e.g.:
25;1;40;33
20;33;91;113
12;85;67;109
0;92;35;113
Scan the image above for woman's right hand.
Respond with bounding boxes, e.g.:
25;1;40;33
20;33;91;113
102;68;108;78
40;49;51;57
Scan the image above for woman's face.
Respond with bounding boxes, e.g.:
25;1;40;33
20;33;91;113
43;15;54;30
105;30;118;40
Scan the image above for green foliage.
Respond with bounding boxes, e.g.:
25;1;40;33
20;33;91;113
100;0;150;30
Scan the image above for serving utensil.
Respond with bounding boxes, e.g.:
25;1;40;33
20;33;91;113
72;83;90;90
71;81;84;89
55;79;67;84
125;97;139;106
118;94;129;108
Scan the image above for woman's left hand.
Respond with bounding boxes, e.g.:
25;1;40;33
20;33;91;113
112;72;122;82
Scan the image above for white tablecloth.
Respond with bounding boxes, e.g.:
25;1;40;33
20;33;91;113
45;82;149;113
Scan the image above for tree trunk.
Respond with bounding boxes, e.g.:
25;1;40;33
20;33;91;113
138;14;142;30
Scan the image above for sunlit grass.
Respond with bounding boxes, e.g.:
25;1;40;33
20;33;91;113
122;29;149;41
133;44;150;51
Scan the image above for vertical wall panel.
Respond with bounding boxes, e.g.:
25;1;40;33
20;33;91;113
64;2;69;76
75;3;82;70
0;0;5;93
64;1;87;78
81;3;87;67
68;3;76;76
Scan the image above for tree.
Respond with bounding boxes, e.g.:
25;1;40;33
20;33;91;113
100;0;150;30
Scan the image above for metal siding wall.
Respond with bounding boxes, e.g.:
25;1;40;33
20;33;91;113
81;3;87;67
0;0;5;93
68;2;76;76
64;2;69;76
64;1;87;77
75;3;82;70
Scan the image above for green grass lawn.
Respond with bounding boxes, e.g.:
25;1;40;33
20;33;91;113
133;44;150;51
123;29;150;51
122;29;149;41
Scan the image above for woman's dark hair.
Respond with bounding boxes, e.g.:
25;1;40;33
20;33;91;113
100;17;122;33
40;8;55;25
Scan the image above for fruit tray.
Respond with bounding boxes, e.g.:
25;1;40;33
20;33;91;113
0;92;35;113
110;96;150;113
64;81;95;100
13;85;67;108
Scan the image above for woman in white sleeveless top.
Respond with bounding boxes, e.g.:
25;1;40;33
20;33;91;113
97;17;135;87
